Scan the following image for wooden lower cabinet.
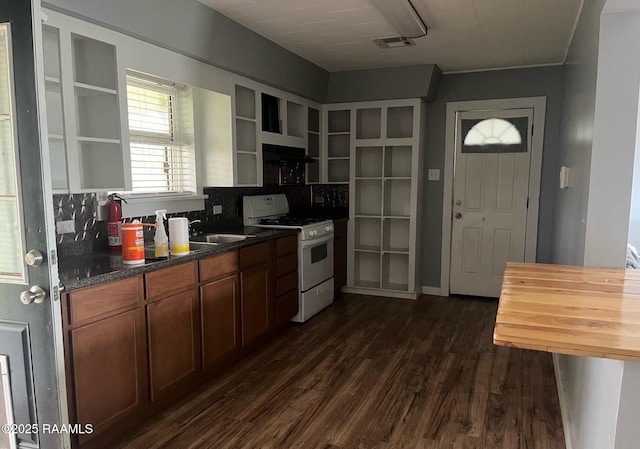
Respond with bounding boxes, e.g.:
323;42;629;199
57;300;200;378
240;262;272;345
146;289;200;402
200;274;240;372
69;308;147;446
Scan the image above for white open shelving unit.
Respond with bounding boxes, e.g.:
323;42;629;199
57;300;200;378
336;99;425;299
306;107;320;184
233;84;260;186
43;20;127;193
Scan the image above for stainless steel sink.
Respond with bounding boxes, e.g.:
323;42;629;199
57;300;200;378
192;234;253;244
188;241;218;251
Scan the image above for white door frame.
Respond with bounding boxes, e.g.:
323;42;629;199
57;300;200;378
440;97;546;296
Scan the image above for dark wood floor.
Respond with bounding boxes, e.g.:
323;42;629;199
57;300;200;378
114;294;565;449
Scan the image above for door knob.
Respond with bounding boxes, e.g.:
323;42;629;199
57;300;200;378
455;213;462;219
20;286;46;305
24;249;44;267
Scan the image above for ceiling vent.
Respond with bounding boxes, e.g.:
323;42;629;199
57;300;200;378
373;36;416;49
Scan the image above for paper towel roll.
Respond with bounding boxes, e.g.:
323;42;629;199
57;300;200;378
168;217;190;255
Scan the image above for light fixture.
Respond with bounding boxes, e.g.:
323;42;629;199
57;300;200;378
369;0;427;39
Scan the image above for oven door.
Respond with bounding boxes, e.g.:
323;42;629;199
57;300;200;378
299;233;334;292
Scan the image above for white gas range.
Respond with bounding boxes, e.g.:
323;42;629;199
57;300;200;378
243;194;334;323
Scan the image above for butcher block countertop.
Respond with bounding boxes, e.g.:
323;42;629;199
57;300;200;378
494;262;640;362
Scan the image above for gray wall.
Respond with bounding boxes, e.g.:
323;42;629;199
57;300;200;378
326;64;441;103
420;66;564;288
43;0;329;102
551;1;640;449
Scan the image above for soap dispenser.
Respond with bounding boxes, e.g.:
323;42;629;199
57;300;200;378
154;209;169;258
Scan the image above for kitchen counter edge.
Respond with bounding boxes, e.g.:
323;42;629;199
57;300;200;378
59;229;298;292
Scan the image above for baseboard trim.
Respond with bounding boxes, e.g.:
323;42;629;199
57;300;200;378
342;287;419;300
553;354;574;449
421;286;443;296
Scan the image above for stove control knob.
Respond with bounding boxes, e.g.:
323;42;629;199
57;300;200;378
309;230;317;237
325;225;333;232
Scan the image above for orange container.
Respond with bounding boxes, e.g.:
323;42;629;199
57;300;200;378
121;222;145;265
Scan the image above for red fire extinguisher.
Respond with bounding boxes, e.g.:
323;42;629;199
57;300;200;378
107;194;123;251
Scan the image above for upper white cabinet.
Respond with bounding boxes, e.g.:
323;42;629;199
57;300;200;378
306;107;320;184
42;20;127;193
234;84;260;186
231;82;321;186
334;98;425;299
323;107;351;184
42;25;69;193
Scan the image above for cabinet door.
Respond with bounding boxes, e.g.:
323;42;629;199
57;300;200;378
200;275;240;373
147;289;200;402
70;308;147;445
240;263;272;345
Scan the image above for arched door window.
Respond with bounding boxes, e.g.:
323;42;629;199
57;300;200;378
461;117;529;153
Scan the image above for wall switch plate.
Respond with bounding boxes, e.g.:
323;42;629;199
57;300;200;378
428;169;440;181
213;205;223;215
56;220;75;235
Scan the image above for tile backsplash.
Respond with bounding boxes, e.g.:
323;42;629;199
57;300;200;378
53;184;348;256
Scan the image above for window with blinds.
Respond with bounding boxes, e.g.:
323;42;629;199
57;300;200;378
126;73;195;193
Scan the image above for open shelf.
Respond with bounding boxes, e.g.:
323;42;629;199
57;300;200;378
236;118;257;152
355;179;382;216
43;26;61;81
328;109;350;133
78;141;124;190
235;85;255;120
74;82;117;96
384;179;411;217
75;93;120;140
72;33;117;90
356;108;381;139
355;217;381;251
382;253;409;291
384;146;412;178
308;132;319;158
328;134;350;158
45;85;64;136
308;108;319;133
387;106;414;138
383;218;410;252
237;152;258;185
356;146;383;178
327;159;349;183
49;138;68;191
354;251;381;289
287;101;305;137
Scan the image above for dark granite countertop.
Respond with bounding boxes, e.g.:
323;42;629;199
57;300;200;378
59;227;297;292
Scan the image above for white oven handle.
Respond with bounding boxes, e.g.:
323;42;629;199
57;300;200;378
300;233;334;248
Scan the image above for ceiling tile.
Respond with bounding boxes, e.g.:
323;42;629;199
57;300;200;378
197;0;582;72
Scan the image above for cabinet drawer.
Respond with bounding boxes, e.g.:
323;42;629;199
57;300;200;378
199;251;238;282
239;242;271;269
145;261;197;300
276;271;298;297
275;253;297;278
275;235;297;257
68;276;143;325
276;289;298;325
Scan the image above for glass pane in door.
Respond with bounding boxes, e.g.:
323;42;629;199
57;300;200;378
0;24;25;282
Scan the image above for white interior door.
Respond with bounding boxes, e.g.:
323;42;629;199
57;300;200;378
450;108;533;297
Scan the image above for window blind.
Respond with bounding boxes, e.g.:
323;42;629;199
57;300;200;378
126;73;195;193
